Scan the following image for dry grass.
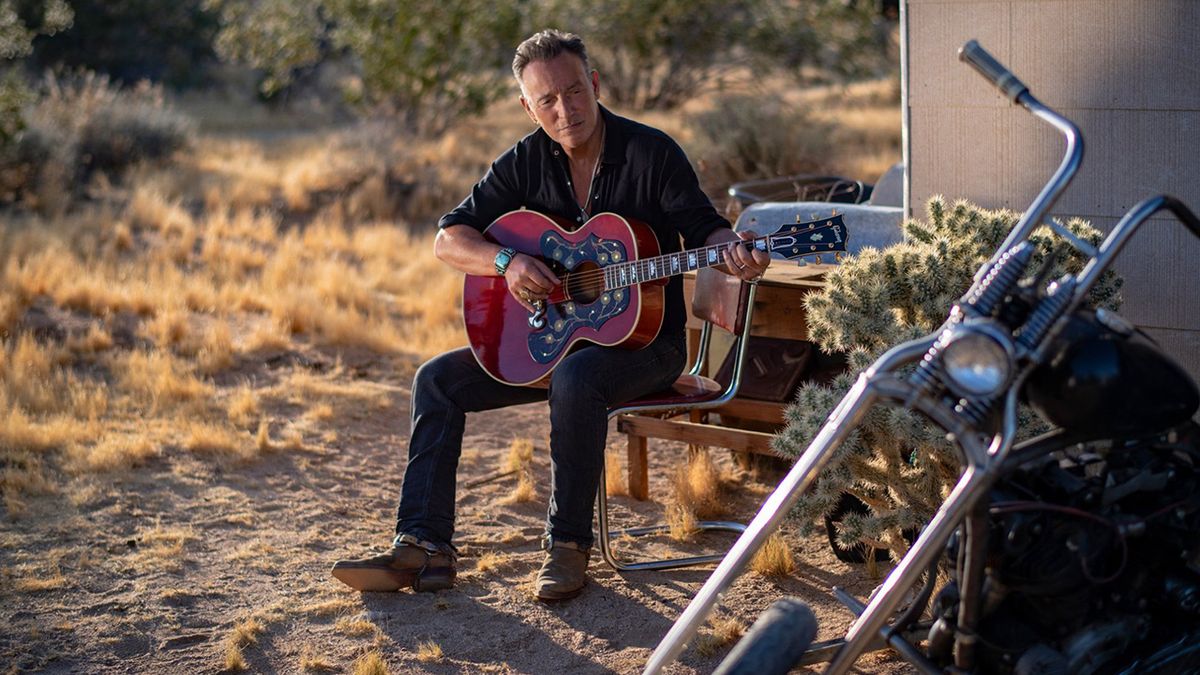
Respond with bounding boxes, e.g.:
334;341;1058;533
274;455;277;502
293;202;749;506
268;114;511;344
336;617;380;638
500;437;536;504
183;421;251;461
0;72;899;522
130;523;198;573
502;470;536;505
255;418;274;453
230;617;265;647
501;438;534;474
67;434;158;473
416;641;444;663
671;449;728;520
473;550;508;574
666;502;700;542
159;587;195;602
223;641;247;672
221;616;266;672
226;541;280;571
300;598;358;618
750;532;797;578
693;615;746;657
352;651;389;675
299;645;336;672
226;386;259;426
12;566;68;593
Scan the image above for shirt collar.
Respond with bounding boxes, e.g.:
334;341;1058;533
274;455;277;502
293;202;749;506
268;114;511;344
543;104;627;167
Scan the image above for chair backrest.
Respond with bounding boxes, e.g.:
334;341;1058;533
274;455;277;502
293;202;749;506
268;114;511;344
691;267;751;335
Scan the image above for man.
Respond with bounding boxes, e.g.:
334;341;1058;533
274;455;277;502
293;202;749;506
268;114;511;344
332;29;769;601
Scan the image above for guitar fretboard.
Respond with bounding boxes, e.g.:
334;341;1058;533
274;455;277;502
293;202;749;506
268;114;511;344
602;240;764;289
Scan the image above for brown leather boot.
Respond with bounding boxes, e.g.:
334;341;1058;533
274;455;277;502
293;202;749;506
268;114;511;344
331;534;456;592
535;537;590;601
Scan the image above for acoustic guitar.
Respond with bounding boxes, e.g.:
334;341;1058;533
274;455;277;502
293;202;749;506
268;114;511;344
463;210;847;386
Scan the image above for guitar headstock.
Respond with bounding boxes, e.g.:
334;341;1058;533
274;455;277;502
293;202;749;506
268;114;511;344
764;214;848;262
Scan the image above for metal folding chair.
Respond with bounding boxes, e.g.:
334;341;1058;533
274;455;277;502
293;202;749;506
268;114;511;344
598;267;760;571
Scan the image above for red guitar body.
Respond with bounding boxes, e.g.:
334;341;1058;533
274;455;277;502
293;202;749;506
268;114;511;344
463;210;666;386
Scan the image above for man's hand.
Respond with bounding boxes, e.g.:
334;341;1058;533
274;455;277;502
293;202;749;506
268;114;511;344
506;253;560;312
712;229;770;281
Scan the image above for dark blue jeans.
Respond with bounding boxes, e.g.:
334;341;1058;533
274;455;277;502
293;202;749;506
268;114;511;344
394;331;686;549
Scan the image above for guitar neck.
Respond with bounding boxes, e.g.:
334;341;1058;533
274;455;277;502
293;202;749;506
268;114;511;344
603;239;765;289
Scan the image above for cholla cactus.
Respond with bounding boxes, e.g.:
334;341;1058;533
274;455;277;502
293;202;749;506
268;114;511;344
774;197;1123;557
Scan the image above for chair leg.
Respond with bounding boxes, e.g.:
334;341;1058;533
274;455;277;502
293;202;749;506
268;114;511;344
596;461;747;572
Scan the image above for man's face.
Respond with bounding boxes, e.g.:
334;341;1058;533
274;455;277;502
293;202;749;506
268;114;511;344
519;53;601;152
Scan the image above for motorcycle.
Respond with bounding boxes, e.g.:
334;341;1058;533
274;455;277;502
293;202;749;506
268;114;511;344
643;41;1200;675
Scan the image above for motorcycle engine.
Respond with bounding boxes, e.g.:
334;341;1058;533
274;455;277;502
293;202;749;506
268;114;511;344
930;423;1200;674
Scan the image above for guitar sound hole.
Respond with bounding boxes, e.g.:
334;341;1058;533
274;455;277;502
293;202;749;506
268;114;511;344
564;262;605;304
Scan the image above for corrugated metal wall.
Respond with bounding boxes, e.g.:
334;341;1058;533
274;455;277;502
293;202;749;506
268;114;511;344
903;0;1200;382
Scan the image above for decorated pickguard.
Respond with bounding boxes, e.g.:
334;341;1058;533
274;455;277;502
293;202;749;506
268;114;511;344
540;230;627;271
528;231;630;364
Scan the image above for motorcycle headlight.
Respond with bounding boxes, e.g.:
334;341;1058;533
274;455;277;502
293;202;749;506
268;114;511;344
941;327;1013;398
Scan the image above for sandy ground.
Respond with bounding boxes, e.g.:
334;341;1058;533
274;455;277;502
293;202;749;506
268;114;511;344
0;347;909;674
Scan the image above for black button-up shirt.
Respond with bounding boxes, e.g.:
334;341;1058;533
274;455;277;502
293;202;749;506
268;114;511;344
439;106;730;334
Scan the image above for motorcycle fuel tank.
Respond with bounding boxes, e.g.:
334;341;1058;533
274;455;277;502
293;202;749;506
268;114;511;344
1026;310;1199;436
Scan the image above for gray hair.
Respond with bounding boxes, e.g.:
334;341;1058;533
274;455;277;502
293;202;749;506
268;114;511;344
512;29;590;82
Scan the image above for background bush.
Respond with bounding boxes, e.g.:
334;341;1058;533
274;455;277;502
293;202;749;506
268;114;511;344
534;0;894;111
24;0;219;88
0;71;192;211
202;0;897;130
686;95;836;195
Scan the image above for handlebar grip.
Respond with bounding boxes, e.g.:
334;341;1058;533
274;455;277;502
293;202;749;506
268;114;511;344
959;40;1029;102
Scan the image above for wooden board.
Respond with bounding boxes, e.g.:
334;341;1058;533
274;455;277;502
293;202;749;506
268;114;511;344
683;262;828;341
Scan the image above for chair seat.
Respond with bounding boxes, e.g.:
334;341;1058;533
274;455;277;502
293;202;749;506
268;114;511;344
619;374;723;409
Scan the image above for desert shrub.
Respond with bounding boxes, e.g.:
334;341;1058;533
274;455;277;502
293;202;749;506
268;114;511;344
773;198;1123;559
208;0;523;133
74;82;192;179
0;70;193;210
686;95;836;195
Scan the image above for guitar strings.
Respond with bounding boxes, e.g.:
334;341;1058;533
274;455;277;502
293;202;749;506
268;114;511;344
553;238;764;295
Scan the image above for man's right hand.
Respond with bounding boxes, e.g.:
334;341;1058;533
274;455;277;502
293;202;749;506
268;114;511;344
505;254;560;312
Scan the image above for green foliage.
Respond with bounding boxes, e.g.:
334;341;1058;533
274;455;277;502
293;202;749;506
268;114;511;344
25;0;219;88
208;0;523;132
0;67;32;143
744;0;895;83
0;0;72;60
533;0;754;111
207;0;897;125
534;0;893;110
773;198;1124;557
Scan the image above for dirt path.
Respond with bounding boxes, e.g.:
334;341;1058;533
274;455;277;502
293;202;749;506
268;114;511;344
0;350;908;674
